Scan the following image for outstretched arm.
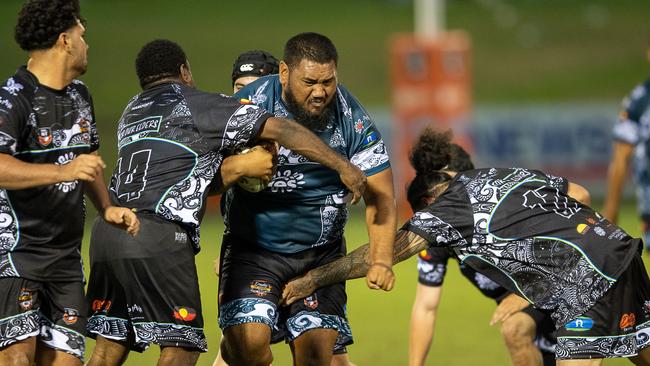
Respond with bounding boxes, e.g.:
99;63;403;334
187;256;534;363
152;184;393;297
281;229;429;305
258;117;366;204
409;284;443;366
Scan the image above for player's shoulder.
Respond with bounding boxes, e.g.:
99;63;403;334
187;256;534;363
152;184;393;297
235;75;280;105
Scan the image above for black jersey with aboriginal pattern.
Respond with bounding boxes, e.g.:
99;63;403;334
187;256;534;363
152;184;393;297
109;82;270;251
417;248;507;301
0;67;99;281
403;167;640;327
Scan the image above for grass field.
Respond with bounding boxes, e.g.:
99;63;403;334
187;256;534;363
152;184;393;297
79;200;644;366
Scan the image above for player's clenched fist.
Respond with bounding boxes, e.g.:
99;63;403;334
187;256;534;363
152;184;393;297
366;263;395;291
60;154;106;182
104;206;140;236
241;145;275;183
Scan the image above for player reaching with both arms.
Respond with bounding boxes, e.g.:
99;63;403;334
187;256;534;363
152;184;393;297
408;144;555;366
0;1;139;365
83;38;366;366
284;127;650;365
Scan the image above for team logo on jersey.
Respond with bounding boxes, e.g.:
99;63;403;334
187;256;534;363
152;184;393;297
37;127;52;146
250;280;272;297
620;313;636;330
354;119;364;133
62;308;79;325
78;118;90;133
304;294;318;310
239;98;253;105
173;306;197;322
18;288;33;311
577;223;590;234
564;316;593;331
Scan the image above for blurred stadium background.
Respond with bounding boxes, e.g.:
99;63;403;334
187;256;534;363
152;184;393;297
1;0;649;364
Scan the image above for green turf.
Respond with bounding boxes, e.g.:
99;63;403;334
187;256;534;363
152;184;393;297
79;200;644;365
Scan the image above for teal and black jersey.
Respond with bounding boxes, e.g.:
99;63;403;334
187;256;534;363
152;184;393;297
0;66;99;281
224;75;390;253
109;82;271;251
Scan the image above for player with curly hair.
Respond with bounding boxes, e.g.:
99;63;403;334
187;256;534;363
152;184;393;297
283;128;650;365
0;1;138;365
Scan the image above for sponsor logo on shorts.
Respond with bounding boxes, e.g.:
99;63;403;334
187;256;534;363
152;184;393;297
62;308;79;325
18;288;33;311
418;250;432;261
91;299;112;312
37;127;52;146
586;217;597;225
576;223;590;234
250;280;272;297
594;226;606;236
173;306;197;322
175;232;188;244
304;294;318;310
620;313;636;330
565;316;593;331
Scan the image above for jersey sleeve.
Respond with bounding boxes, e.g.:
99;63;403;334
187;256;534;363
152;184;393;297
0;84;24;155
187;91;272;153
417;247;450;287
612;81;650;145
402;208;468;249
83;86;100;152
338;86;390;176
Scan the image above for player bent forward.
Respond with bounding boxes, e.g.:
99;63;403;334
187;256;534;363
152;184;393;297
283;128;650;366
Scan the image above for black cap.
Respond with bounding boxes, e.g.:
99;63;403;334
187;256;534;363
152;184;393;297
231;50;280;85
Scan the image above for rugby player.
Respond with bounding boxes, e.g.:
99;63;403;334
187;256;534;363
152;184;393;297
409;145;556;366
283;128;650;365
218;32;396;366
0;1;138;365
84;39;366;366
603;43;650;251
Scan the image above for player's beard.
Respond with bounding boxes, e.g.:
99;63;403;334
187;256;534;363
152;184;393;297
284;82;333;132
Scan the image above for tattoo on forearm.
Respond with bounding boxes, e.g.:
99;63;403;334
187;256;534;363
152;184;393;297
309;230;429;288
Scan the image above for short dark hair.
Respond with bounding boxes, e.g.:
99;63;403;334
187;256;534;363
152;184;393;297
135;39;188;89
231;50;279;85
283;32;338;68
14;0;81;51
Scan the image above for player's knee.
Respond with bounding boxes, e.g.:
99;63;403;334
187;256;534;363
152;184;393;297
0;350;31;366
500;315;535;345
222;325;272;365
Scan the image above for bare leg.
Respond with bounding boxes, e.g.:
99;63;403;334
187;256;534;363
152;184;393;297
290;329;338;366
0;337;36;366
221;323;272;366
36;340;82;366
630;347;650;365
330;353;356;366
157;347;199;366
85;336;130;366
500;312;542;366
556;359;602;366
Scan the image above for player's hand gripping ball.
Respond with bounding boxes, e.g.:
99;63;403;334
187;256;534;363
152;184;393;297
236;141;278;192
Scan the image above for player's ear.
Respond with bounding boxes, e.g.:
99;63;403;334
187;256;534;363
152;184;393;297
279;61;289;87
180;61;194;87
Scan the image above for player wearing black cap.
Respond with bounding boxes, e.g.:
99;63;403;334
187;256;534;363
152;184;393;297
231;50;279;93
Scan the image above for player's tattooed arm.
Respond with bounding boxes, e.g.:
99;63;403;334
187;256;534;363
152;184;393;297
281;230;429;305
259;117;366;203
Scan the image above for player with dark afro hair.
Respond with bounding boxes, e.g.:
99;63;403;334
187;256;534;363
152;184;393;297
14;0;82;51
135;39;189;89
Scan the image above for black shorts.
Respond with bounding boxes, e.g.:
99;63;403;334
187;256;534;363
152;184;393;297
555;253;650;359
86;215;206;352
0;277;86;360
218;234;352;349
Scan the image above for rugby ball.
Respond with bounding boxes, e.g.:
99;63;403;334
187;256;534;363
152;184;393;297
236;147;269;193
